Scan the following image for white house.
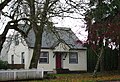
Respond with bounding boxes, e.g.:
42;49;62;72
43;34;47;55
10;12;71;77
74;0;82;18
0;34;29;69
1;27;87;73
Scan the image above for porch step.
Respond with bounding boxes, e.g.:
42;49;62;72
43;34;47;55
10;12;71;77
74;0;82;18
56;69;69;74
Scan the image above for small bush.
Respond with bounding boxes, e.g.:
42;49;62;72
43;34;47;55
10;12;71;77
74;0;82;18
0;60;8;69
45;74;56;79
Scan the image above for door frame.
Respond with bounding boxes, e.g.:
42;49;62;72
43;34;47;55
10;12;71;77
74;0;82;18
56;52;62;69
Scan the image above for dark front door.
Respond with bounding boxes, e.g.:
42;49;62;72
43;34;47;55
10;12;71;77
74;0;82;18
56;53;62;68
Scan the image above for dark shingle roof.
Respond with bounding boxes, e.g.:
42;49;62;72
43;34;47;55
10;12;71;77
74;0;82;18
26;27;86;49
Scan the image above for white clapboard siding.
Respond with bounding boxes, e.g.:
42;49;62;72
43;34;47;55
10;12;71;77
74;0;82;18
0;68;44;81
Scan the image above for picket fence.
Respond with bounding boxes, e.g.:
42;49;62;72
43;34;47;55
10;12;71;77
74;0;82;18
0;68;44;81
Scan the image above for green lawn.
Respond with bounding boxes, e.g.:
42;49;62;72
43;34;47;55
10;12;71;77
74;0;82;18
18;71;120;82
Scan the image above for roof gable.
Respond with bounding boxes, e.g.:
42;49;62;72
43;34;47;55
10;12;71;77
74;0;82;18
53;42;70;52
26;27;86;49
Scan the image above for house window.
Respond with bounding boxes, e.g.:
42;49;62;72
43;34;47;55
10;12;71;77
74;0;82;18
39;52;49;64
21;52;25;64
14;34;19;45
11;55;14;64
69;52;78;64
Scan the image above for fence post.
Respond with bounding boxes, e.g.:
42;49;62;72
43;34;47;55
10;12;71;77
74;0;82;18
41;68;44;78
14;70;16;80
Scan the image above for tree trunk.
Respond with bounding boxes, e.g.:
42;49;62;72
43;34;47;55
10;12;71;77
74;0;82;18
93;46;104;76
100;51;104;72
0;35;6;54
0;24;10;54
29;0;49;68
99;37;104;72
29;31;42;69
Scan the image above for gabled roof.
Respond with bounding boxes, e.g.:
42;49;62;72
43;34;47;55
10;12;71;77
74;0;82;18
26;27;86;49
51;39;71;49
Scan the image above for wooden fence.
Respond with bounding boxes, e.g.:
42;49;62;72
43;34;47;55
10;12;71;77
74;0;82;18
0;68;44;81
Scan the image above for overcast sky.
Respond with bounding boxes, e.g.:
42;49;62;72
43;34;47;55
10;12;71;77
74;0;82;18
52;16;87;41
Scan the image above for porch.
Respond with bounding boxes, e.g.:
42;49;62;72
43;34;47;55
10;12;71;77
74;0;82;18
53;52;81;74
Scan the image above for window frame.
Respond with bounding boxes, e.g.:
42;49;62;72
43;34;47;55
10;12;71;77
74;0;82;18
39;52;49;64
11;55;14;64
69;52;78;64
21;52;25;64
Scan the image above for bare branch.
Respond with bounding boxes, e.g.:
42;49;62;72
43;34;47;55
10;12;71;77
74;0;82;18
0;0;11;10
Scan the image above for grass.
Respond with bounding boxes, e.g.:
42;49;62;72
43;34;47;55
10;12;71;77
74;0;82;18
18;70;120;82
